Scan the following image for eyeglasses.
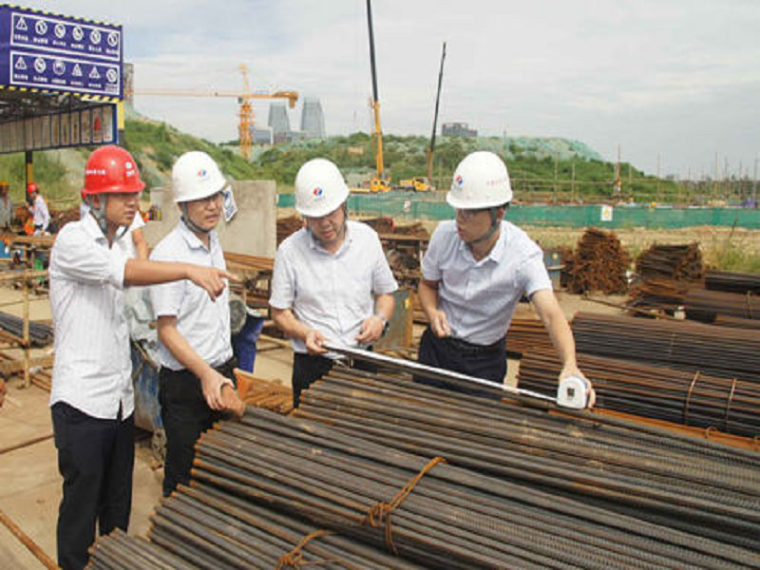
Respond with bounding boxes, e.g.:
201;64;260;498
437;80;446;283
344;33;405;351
455;208;488;221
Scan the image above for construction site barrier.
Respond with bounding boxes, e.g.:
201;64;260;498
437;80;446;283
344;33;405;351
277;192;760;229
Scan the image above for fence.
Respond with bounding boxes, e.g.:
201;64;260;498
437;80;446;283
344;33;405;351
277;192;760;229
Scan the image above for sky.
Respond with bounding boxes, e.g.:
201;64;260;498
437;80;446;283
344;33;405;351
20;0;760;178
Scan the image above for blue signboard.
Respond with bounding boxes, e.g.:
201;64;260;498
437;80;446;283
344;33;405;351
0;5;122;100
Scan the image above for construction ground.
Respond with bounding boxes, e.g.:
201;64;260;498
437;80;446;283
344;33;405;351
0;217;759;569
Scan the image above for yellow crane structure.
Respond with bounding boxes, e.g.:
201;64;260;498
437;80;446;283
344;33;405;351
133;65;298;160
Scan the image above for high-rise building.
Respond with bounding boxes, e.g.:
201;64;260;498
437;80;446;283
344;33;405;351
300;97;325;139
442;122;478;137
268;102;290;144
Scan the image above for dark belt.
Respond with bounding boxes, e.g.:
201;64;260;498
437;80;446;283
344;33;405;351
443;335;506;357
168;357;237;380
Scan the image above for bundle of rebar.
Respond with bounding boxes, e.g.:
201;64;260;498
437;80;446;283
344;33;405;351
517;351;760;437
684;285;760;322
636;243;704;281
276;215;304;245
572;312;760;383
0;311;53;346
223;252;274;309
705;270;760;295
505;318;553;357
628;277;688;311
295;371;760;560
564;228;629;294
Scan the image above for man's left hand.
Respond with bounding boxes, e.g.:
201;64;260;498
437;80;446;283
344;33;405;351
356;315;385;345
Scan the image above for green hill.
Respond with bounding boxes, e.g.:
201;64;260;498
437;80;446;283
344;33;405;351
0;114;680;207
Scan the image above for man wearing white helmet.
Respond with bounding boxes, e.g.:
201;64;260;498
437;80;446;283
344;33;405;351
270;158;398;407
150;151;245;496
417;151;593;404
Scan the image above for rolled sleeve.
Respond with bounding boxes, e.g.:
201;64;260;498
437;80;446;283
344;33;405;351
51;226;127;289
149;246;182;317
269;246;296;310
421;227;444;282
519;251;553;297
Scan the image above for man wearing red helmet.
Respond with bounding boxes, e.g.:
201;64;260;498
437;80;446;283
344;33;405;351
49;145;236;570
27;182;50;234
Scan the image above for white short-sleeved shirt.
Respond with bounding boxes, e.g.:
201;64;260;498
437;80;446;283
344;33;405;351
422;220;552;345
270;221;398;354
150;221;232;371
33;195;50;231
49;215;132;419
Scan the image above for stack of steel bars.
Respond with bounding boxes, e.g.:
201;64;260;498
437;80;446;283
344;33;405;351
684;285;760;322
517;351;760;437
0;311;54;346
295;371;760;560
572;312;760;383
88;371;760;569
505;318;553;357
705;270;760;295
628;277;688;311
636;243;704;281
564;228;629;295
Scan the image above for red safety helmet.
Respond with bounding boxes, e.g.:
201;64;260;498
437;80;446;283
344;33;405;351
26;182;39;195
82;145;145;196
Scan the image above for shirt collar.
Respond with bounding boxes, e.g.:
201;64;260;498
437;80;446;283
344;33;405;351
178;219;217;252
307;221;353;255
456;221;506;264
81;211;108;244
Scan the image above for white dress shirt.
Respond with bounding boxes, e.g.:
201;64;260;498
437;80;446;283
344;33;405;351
150;221;232;371
270;220;398;354
33;195;50;232
116;212;145;260
422;220;552;345
49;215;132;419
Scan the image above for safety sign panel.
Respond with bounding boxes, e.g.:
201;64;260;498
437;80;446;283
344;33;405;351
0;5;123;99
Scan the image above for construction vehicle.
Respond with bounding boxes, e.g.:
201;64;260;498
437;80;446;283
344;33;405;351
398;177;431;192
364;0;391;193
133;65;298;161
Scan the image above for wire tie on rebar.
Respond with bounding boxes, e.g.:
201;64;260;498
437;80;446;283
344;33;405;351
723;378;738;434
683;370;701;425
704;425;718;439
275;529;335;570
362;456;447;554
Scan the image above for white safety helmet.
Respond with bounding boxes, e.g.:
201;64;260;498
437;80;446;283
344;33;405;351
172;151;228;203
295;158;350;218
447;151;513;210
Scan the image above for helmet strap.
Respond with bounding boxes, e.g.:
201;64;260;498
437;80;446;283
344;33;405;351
86;195;110;237
465;207;500;245
181;203;211;235
86;195;130;243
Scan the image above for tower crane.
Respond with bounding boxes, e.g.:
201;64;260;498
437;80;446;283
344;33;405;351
133;65;298;160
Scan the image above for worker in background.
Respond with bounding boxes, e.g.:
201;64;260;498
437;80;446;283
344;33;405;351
0;181;13;229
150;151;245;497
27;182;50;234
49;145;235;570
417;151;595;405
270;158;398;407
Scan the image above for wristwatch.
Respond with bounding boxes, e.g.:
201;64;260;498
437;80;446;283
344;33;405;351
376;313;390;336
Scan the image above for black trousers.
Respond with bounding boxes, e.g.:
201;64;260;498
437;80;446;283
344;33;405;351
292;352;377;408
158;360;236;497
52;402;134;570
415;327;507;397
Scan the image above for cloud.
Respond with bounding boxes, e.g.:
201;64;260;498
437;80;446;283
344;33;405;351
13;0;760;176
